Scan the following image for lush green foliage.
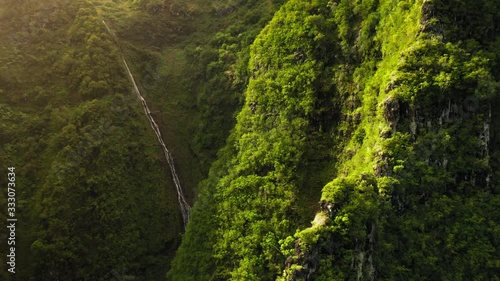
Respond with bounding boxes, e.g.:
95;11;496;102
171;0;499;280
169;0;341;279
1;0;498;280
0;1;182;280
282;0;500;280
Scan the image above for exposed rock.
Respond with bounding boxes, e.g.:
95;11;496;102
354;223;375;281
319;200;333;217
382;96;400;131
419;0;444;40
410;114;417;136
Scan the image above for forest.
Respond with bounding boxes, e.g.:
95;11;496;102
0;0;498;280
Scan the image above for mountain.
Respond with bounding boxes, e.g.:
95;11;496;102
169;0;500;280
0;1;183;280
0;0;498;280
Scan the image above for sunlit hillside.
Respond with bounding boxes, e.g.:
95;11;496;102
0;0;498;280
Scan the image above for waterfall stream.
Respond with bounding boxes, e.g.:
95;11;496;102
103;20;191;229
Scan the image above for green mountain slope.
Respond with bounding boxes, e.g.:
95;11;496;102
170;0;500;280
0;1;182;280
0;0;498;280
1;0;284;279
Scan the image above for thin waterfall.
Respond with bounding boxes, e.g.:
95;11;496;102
103;20;191;229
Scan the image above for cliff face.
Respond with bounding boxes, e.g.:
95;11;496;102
170;0;500;280
1;0;498;280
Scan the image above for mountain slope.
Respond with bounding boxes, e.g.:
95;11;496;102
1;0;285;279
170;0;500;280
0;0;498;280
0;1;182;280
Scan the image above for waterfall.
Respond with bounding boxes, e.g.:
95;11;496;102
103;20;191;229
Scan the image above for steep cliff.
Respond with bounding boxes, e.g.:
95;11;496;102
170;0;499;280
0;0;498;280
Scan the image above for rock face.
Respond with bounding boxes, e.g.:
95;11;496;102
382;96;400;132
284;241;320;281
279;0;499;280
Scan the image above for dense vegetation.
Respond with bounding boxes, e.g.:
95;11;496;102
1;0;284;279
0;0;182;280
170;0;500;280
0;0;498;280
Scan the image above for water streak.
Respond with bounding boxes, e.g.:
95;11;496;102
103;20;191;228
